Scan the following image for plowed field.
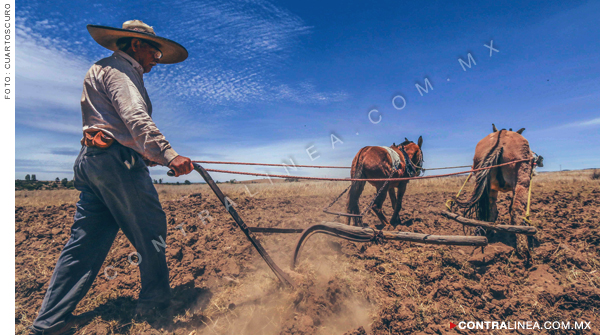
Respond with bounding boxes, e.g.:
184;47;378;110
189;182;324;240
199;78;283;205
15;170;600;334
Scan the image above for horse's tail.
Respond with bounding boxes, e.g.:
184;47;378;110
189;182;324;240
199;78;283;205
347;149;367;226
455;131;504;221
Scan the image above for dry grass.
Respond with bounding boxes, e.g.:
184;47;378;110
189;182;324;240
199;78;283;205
535;169;599;182
15;189;80;207
14;170;599;208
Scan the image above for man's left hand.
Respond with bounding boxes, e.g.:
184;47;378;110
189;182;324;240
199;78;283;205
168;155;194;176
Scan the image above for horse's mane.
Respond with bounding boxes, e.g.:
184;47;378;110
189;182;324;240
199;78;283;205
399;139;413;146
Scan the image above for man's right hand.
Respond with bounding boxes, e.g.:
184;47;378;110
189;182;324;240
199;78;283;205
168;155;194;177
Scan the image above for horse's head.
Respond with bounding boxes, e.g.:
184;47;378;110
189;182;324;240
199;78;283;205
396;136;424;175
535;154;544;168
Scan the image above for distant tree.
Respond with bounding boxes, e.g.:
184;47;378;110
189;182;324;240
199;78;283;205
229;179;237;184
153;179;158;184
184;180;191;185
159;179;163;184
25;174;30;181
31;174;37;181
176;181;180;185
55;177;60;183
61;178;68;187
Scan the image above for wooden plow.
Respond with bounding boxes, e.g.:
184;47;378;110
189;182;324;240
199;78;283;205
166;160;536;286
243;222;488;268
288;222;487;269
169;163;295;288
439;211;537;235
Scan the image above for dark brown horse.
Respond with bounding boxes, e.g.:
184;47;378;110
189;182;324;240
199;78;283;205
347;137;423;227
455;125;543;257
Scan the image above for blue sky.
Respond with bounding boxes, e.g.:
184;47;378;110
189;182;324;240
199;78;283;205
15;0;600;182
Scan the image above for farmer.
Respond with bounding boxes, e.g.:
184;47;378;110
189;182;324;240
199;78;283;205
29;20;194;335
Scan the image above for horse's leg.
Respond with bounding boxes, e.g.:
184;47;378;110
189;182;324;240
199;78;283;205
390;181;407;226
509;162;533;259
371;182;391;228
347;180;366;226
489;190;499;222
388;187;397;211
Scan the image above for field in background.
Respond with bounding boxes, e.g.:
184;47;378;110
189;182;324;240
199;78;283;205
15;169;598;207
15;169;600;334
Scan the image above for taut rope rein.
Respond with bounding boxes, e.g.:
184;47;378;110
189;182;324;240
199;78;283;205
178;154;529;220
196;159;527;182
189;160;466;170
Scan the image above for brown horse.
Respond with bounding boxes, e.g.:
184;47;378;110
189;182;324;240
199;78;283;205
455;125;543;257
346;137;423;227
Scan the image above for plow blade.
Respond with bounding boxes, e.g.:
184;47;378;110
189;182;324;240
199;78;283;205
292;222;487;269
440;211;537;235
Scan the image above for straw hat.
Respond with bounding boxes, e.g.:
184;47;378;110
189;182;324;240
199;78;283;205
87;20;188;64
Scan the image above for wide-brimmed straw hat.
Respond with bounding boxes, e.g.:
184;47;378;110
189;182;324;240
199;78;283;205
87;20;188;64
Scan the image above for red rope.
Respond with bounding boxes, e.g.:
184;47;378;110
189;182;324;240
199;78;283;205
423;165;473;170
191;160;347;168
204;158;531;182
191;160;472;170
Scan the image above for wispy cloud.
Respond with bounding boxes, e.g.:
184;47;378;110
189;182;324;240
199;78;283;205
15;22;92;135
16;0;348;138
18;0;347;109
556;117;600;129
576;117;600;126
146;0;348;106
16;0;351;179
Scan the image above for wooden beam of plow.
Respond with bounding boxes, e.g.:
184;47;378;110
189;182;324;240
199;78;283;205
440;211;537;235
291;222;487;269
248;227;305;234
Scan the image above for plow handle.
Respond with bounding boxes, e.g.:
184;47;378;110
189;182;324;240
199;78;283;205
167;163;294;288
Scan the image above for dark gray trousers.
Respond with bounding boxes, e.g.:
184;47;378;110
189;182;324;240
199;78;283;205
31;142;172;331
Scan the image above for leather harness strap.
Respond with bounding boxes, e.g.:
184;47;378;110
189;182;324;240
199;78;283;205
399;146;418;177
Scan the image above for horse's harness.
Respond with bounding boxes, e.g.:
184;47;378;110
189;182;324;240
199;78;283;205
380;144;423;178
323;144;424;218
358;145;423;216
398;145;424;177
